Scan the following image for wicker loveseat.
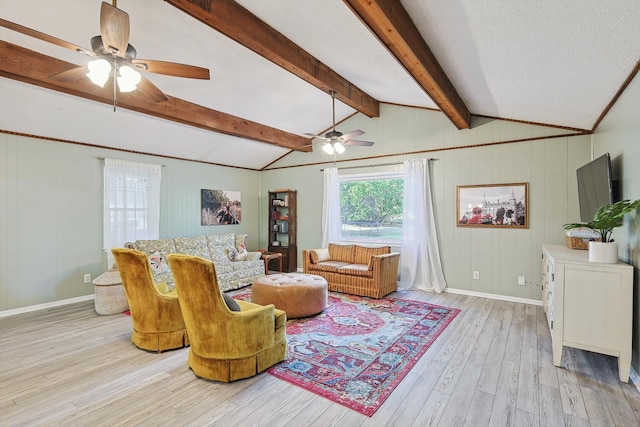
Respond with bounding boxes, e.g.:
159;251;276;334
125;233;264;292
302;243;400;298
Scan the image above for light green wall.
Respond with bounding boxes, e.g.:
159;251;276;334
591;70;640;373
261;104;591;301
1;103;592;312
0;134;259;311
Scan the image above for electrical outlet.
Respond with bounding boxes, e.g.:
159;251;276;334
84;273;92;283
473;271;480;280
518;276;526;286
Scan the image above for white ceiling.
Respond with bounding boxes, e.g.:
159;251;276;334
1;0;638;169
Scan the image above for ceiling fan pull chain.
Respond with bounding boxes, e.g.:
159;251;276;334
113;57;117;112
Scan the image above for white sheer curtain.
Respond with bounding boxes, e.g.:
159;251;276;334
103;159;161;267
321;167;341;247
400;158;447;292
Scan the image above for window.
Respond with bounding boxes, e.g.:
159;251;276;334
339;172;403;243
103;159;161;265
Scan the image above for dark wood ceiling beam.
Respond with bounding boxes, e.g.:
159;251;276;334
0;41;311;151
165;0;379;118
344;0;471;129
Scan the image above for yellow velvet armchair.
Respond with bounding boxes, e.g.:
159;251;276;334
112;248;189;353
167;254;287;382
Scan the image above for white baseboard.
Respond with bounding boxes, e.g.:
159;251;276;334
444;287;543;307
0;294;95;318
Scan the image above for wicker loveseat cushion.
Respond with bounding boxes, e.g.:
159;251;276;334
328;243;355;263
319;244;391;272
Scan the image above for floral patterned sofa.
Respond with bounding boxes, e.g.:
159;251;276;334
125;233;264;292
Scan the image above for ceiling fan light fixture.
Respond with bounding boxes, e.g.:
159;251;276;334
334;142;345;154
322;142;335;155
86;58;111;87
117;65;141;92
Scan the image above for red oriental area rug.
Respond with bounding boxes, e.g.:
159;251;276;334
238;291;460;416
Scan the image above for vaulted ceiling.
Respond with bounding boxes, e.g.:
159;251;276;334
1;0;639;170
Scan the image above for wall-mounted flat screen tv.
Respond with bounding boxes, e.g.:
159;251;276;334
576;153;614;222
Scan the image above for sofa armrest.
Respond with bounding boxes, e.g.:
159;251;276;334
216;301;277;357
371;252;400;284
302;249;324;273
244;251;263;261
302;250;313;273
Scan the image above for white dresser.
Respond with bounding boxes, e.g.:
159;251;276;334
541;244;633;382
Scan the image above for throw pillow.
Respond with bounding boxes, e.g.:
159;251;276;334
310;248;330;264
222;293;241;311
148;251;170;274
227;247;249;262
235;234;248;253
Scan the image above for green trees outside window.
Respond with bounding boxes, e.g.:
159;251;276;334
339;176;403;242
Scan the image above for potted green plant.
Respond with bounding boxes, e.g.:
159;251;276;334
564;199;640;263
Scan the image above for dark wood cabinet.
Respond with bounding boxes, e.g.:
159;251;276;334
268;190;297;272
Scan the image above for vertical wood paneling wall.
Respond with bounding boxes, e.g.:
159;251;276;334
261;104;592;301
0;135;260;311
1;103;593;312
436;135;589;300
591;71;640;375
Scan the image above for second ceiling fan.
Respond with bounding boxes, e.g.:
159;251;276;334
305;91;374;154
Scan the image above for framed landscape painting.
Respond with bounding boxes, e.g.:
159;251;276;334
457;183;528;228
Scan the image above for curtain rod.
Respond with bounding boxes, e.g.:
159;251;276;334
320;158;438;172
97;157;166;167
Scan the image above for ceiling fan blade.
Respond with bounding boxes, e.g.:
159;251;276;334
304;132;329;141
0;18;94;56
50;66;89;82
344;140;375;147
100;1;130;58
136;76;170;103
131;59;210;80
338;130;365;141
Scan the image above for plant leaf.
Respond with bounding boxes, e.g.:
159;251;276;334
563;199;640;242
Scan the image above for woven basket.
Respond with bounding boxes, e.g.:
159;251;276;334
565;235;601;250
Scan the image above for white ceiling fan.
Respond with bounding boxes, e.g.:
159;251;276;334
305;91;374;155
0;1;210;109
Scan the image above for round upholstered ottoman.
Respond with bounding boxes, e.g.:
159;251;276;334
252;273;328;319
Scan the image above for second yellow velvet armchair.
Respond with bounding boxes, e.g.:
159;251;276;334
168;254;287;382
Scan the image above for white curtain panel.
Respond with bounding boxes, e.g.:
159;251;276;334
103;158;161;267
400;159;447;293
321;167;341;247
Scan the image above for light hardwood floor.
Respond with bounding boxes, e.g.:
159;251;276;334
1;289;639;426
